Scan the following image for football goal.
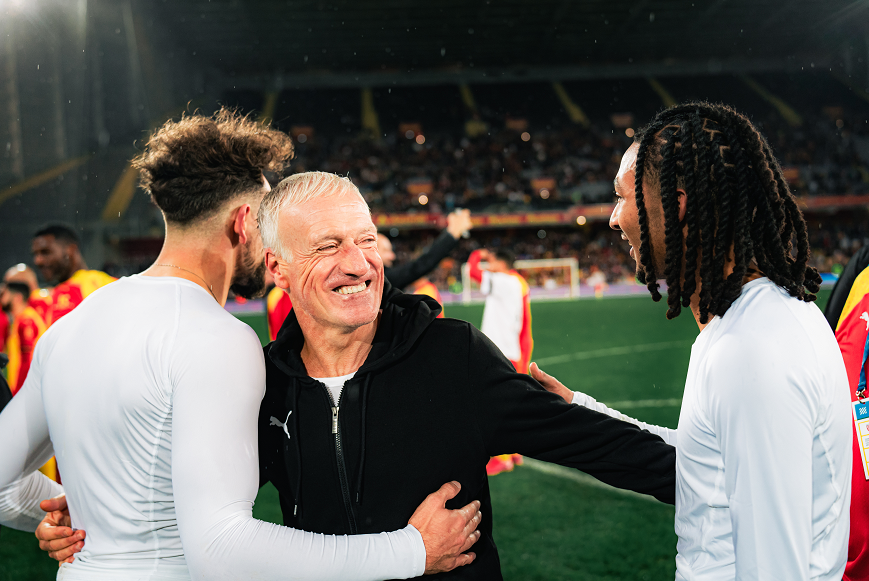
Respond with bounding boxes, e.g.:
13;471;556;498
460;257;580;304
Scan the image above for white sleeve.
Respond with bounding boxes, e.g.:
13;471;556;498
479;271;493;295
0;344;65;531
705;338;813;579
571;391;677;446
171;325;426;581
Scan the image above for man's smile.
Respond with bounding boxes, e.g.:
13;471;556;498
332;280;371;295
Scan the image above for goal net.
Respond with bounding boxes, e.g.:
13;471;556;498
460;257;580;304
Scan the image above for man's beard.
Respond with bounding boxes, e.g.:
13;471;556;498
230;243;267;300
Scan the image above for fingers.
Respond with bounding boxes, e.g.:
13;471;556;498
38;529;83;552
459;512;482;553
454;552;476;569
529;361;551;382
530;362;561;390
456;499;481;523
36;523;75;543
48;540;84;563
431;480;461;506
39;494;68;513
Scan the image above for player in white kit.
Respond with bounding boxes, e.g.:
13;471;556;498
532;102;851;580
0;109;481;580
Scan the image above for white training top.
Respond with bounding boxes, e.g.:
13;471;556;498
0;275;425;581
573;278;851;580
479;271;524;361
313;372;356;406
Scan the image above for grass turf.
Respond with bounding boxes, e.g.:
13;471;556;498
1;290;831;580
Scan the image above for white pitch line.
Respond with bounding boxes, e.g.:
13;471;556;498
604;397;683;409
519;457;663;503
533;340;692;367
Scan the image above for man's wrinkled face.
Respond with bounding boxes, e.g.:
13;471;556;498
376;234;396;267
281;191;383;332
610;143;666;279
31;235;74;285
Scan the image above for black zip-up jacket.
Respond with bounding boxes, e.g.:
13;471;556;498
259;282;676;580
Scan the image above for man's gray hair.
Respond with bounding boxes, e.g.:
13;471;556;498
258;171;369;260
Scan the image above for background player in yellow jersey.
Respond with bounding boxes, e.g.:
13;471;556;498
409;277;445;318
31;224;115;324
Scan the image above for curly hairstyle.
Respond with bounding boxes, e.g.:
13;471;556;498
133;107;295;225
633;101;821;324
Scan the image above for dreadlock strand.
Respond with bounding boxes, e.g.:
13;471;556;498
680;115;702;308
659;129;684;319
634;125;662;301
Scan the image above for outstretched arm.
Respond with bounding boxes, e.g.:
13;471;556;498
468;327;676;504
385;230;460;290
530;363;677;446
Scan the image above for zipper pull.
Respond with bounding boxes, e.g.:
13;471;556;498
332;406;339;434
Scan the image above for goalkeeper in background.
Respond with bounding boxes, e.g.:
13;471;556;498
467;247;532;476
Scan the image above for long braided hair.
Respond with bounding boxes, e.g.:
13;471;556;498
633;102;821;324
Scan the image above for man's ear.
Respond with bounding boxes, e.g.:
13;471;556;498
677;189;687;223
233;204;253;245
265;249;291;291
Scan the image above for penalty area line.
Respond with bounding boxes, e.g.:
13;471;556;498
533;340;692;367
520;457;662;503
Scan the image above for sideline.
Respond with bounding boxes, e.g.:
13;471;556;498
519;457;665;504
533;340;692;366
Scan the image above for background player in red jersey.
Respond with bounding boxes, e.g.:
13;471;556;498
31;224;115;325
1;281;55;481
1;281;47;396
4;264;52;323
467;247;532;475
266;285;293;341
833;264;869;581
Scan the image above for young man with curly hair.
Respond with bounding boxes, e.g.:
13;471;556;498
0;109;482;580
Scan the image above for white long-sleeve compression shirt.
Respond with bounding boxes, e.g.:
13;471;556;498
571;279;850;580
0;276;425;581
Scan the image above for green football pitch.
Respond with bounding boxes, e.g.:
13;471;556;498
0;289;831;580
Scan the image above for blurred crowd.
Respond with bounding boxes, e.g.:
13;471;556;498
286;111;869;215
288;125;632;214
387;217;869;291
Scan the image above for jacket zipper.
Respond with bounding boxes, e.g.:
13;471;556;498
325;387;357;534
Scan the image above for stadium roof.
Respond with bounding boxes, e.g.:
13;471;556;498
146;0;868;85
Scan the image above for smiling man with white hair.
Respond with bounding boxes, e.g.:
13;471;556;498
256;171;678;580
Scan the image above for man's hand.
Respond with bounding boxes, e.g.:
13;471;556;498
530;362;574;403
446;209;473;239
36;495;85;565
409;481;482;575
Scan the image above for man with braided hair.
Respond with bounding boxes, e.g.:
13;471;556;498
534;102;851;580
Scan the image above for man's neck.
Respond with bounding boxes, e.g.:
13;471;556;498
298;315;379;378
688;262;764;331
143;228;234;306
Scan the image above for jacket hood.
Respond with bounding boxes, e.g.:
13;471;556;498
266;279;442;380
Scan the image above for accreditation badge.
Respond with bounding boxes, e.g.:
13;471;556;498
853;400;869;480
